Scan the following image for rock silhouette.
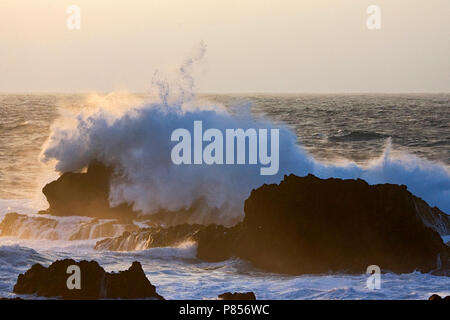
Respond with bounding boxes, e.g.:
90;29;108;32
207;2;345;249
38;164;450;276
96;174;449;275
42;162;137;222
197;174;449;274
428;294;450;300
13;259;164;300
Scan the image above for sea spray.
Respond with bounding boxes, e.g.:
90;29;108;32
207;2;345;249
40;49;450;224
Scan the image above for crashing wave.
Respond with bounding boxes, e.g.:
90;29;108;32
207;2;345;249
35;44;449;225
0;212;138;241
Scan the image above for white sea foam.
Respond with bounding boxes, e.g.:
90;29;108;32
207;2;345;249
38;47;449;224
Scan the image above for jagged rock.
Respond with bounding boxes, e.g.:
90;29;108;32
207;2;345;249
42;162;137;222
13;259;164;300
196;174;450;275
95;224;203;251
218;292;256;300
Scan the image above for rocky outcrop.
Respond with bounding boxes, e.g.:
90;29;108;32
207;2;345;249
42;162;137;222
95;224;203;251
0;213;58;240
13;259;164;300
0;212;138;241
218;292;256;300
93;174;449;275
197;174;449;275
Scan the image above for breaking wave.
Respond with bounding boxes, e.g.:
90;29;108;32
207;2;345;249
40;46;450;224
0;212;137;241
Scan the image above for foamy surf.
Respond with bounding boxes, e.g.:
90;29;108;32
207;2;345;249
37;57;449;227
0;51;448;300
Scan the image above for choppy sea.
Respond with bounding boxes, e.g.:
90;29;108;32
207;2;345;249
0;93;449;299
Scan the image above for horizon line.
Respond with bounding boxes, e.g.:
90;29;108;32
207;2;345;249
0;91;449;95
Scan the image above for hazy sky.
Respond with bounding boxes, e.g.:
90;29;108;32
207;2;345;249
0;0;449;93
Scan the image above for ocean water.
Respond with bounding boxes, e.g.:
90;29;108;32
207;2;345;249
0;93;449;299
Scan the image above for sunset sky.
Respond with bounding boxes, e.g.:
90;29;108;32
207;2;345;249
0;0;449;93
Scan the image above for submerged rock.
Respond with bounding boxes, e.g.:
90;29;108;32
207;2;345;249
13;259;164;300
218;292;256;300
0;213;58;239
0;212;138;241
197;174;449;275
95;224;203;251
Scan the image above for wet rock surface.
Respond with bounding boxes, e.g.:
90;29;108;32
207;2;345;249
0;212;58;239
0;212;138;241
95;224;203;251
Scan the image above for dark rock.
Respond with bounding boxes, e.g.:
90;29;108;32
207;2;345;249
13;259;164;300
42;162;137;222
196;224;240;262
428;294;450;300
218;292;256;300
197;174;450;275
41;162;235;225
90;174;449;275
95;224;203;251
